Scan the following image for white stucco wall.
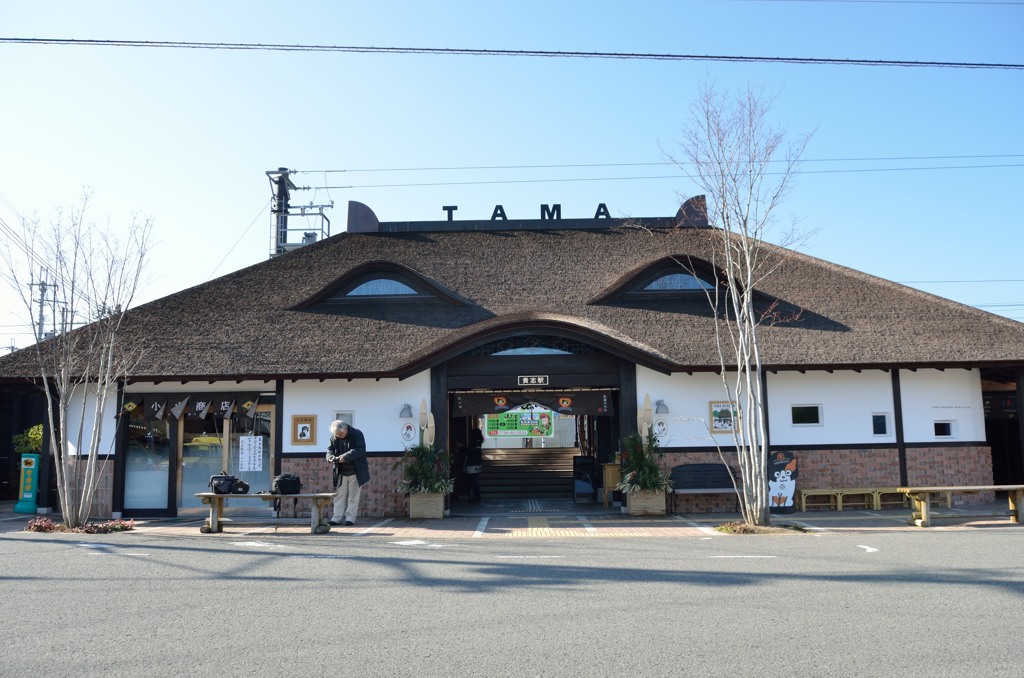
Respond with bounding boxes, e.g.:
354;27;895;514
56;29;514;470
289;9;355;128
765;370;896;446
635;368;743;447
64;386;120;456
637;366;985;447
898;368;985;442
282;372;431;453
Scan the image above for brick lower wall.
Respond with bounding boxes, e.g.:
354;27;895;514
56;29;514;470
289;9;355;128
280;455;408;519
659;445;993;512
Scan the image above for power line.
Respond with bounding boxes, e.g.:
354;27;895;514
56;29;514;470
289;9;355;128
300;154;1024;175
901;279;1024;283
1;38;1021;70
310;162;1023;190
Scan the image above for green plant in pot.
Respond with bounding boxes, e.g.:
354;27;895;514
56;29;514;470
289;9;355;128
12;424;43;456
616;429;672;512
395;443;454;495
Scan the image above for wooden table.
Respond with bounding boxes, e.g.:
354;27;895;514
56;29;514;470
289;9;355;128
897;485;1024;527
195;492;337;534
602;463;621;507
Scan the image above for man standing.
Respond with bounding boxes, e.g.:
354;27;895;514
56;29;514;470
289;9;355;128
326;420;369;525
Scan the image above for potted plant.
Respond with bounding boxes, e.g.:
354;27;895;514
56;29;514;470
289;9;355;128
395;443;454;519
616;430;672;515
12;424;43;457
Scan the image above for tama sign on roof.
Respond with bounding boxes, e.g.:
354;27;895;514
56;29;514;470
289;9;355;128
440;203;612;221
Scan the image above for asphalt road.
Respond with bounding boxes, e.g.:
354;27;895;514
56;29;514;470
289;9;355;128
2;526;1022;677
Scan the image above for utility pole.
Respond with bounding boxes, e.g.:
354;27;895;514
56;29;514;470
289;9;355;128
28;271;56;340
266;167;332;257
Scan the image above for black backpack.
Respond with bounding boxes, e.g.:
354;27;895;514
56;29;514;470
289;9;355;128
209;473;236;494
272;474;302;495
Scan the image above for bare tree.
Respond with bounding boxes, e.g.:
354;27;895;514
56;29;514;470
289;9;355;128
1;192;153;528
669;82;811;526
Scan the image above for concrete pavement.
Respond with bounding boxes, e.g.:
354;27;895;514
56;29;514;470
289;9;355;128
3;496;1020;539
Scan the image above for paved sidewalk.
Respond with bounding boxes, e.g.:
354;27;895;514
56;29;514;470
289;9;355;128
4;498;1020;538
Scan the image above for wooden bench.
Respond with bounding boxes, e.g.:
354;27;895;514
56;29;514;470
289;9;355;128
798;487;873;512
798;487;924;512
668;463;738;513
897;485;1024;527
195;492;337;534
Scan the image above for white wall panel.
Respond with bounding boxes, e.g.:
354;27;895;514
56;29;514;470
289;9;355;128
766;371;895;446
898;368;984;442
283;372;431;453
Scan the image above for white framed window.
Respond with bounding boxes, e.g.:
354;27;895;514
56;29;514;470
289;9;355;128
934;420;956;438
791;405;822;426
871;413;889;436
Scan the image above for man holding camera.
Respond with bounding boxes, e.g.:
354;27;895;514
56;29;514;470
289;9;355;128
326;420;369;525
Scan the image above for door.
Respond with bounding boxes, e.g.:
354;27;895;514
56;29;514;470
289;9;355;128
122;405;174;516
177;403;276;515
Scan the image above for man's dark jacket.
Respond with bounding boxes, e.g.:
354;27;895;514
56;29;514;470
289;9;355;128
327;426;370;487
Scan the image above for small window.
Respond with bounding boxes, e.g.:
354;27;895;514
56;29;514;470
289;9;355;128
347;278;418;296
872;414;889;436
642;273;713;292
934;421;953;437
791;405;822;426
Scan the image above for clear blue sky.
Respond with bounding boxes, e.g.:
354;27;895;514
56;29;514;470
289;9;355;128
2;0;1022;349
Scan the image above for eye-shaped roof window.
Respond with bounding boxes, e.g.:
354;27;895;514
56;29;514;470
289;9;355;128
642;272;714;293
292;261;467;310
591;256;723;305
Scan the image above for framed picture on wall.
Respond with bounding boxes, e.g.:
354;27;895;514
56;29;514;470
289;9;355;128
291;415;317;445
333;411;354;428
709;401;738;433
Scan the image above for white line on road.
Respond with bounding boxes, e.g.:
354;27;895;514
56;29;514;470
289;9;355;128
495;555;565;559
857;545;879;553
672;515;722;536
473;517;489;538
356;518;393;535
790;521;828;533
576;515;598;534
708;555;777;559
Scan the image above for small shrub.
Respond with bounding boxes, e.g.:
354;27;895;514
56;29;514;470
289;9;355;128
25;516;58;533
74;519;135;534
715;521;806;534
24;517;135;534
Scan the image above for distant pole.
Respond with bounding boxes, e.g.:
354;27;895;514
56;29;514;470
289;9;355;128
29;272;53;340
273;167;290;255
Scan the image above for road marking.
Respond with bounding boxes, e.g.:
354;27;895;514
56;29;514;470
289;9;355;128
790;521;828;533
672;515;721;536
356;518;393;535
473;518;489;538
495;555;565;559
391;540;429;546
230;541;293;549
576;516;598;534
857;545;879;553
287;554;355;559
708;555;777;559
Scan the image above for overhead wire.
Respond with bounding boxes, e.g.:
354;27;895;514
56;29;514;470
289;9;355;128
1;38;1021;70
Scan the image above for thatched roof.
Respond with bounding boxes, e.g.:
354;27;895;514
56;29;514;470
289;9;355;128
2;210;1023;383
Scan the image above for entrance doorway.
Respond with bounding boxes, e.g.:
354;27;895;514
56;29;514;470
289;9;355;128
177;403;275;516
447;390;618;507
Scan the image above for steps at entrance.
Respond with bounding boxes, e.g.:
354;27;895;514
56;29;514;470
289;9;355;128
480;447;579;499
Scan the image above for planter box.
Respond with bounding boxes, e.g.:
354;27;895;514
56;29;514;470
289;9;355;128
409;492;445;519
627;489;666;516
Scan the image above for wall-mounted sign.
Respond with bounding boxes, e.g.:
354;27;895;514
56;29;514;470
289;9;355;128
485;407;554;438
518;375;549;386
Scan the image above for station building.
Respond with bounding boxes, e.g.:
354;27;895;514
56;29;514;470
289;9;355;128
1;197;1022;518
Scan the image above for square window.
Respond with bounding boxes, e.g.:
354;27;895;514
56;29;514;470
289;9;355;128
872;414;888;436
934;421;953;437
791;405;821;426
